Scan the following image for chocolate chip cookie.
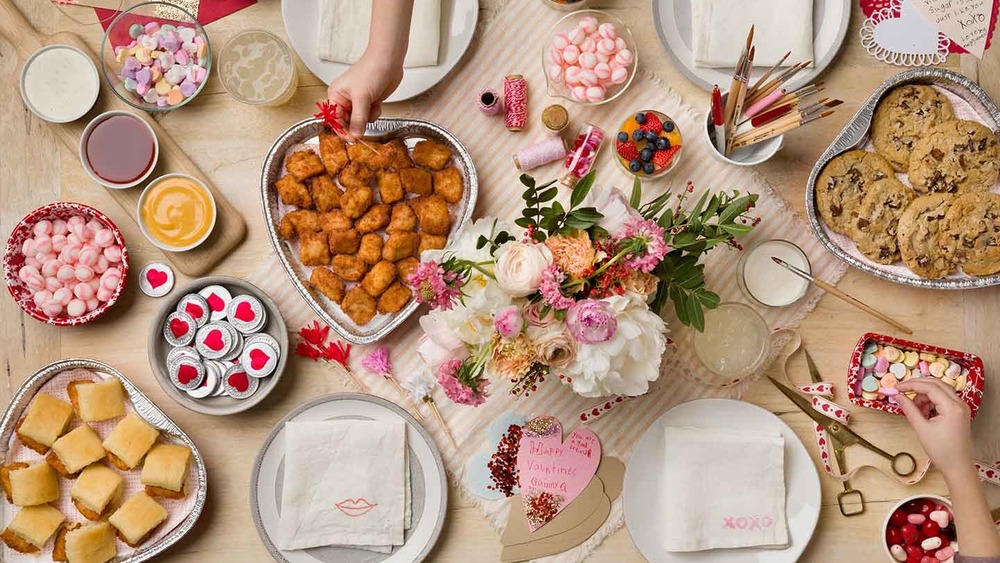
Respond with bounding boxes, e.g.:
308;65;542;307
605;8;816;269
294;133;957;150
871;85;954;172
908;119;1000;194
897;194;956;279
850;178;915;264
939;192;1000;276
816;150;896;234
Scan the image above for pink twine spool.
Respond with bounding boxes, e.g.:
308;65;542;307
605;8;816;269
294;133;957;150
503;74;527;131
478;87;502;115
513;137;567;171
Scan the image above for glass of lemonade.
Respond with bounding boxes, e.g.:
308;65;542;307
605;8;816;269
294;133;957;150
218;29;297;106
692;302;770;387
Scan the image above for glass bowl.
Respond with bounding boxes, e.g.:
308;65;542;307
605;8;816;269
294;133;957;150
100;1;211;113
540;0;590;10
542;9;637;106
613;110;682;179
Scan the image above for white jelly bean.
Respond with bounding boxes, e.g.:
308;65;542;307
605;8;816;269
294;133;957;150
921;537;943;551
890;544;907;562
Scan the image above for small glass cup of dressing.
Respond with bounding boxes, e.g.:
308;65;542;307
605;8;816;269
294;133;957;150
692;302;771;388
218;29;298;106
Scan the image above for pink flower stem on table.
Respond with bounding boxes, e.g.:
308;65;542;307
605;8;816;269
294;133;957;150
361;347;426;422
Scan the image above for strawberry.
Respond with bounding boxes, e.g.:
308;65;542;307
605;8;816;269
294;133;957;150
653;146;681;169
639;112;663;134
616;140;639;162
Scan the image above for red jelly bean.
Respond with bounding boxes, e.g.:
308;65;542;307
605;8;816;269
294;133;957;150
891;509;909;527
886;526;903;546
921;521;940;538
919;500;936;515
905;544;924;559
920;557;935;563
901;524;920;545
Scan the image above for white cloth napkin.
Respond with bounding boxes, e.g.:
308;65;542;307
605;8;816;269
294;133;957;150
691;0;814;68
661;426;789;552
278;419;407;551
317;0;442;68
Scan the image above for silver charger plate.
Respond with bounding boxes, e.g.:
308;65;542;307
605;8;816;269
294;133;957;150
651;0;851;92
0;358;208;563
260;117;478;344
805;67;1000;290
250;393;447;563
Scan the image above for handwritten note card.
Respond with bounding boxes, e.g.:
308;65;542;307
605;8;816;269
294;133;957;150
913;0;995;57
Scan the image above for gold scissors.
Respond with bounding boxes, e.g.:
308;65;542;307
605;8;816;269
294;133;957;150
769;350;917;517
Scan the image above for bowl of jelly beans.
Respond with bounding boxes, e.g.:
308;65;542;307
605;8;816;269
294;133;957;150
883;495;957;562
100;1;211;112
614;110;682;179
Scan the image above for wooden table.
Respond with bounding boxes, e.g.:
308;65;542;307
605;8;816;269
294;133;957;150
3;1;1000;561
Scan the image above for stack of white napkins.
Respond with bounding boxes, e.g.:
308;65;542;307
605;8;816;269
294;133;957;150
278;419;410;553
317;0;442;68
661;426;789;552
691;0;814;68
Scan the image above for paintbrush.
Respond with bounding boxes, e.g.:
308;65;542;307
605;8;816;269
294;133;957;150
731;110;836;149
725;46;754;155
747;50;791;98
723;25;754;134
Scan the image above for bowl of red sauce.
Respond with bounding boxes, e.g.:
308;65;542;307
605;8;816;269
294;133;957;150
79;110;159;189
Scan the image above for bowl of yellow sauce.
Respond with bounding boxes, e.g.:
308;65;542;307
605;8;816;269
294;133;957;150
138;173;216;252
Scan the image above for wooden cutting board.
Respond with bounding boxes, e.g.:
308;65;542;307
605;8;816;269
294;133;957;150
0;0;246;277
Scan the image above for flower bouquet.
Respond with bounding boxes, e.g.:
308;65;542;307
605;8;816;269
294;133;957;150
408;172;759;402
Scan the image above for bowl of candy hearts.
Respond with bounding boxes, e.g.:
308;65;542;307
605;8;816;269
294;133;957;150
883;495;957;562
99;1;211;112
543;9;637;105
3;202;128;326
614;110;682;179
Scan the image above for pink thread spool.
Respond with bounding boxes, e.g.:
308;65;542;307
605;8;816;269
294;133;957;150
478;87;502;115
503;74;528;132
513;137;567;171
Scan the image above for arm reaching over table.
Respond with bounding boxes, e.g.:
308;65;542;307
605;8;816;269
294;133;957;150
896;378;1000;559
326;0;414;138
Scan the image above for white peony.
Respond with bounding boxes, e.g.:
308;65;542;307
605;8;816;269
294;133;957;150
582;186;641;236
494;242;553;297
417;314;469;367
560;292;668;397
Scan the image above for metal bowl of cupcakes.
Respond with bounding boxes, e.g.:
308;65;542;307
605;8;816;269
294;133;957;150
542;9;637;106
3;202;129;326
613;110;682;179
147;276;288;415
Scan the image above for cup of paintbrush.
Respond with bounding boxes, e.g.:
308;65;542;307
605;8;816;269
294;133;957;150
704;89;784;167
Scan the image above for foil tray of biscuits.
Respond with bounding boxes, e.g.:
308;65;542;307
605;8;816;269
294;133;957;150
0;358;208;562
260;117;478;344
806;67;1000;290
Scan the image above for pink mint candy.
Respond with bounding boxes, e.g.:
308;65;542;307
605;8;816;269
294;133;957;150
33;290;53;308
598;22;618;40
67;215;85;229
21;238;36;256
100;274;120;291
86;297;101;312
33;220;52;236
596;52;610;64
103;246;122;263
51;234;68;253
56;264;76;282
96;286;114;302
66;299;87;318
570;86;587;101
579;70;598;87
19;265;44;289
34;235;52;256
24;256;40;268
615;37;627;51
66;233;81;246
87;278;100;291
75;265;95;282
594;62;612;79
597;38;616;56
42;303;63;318
45;277;63;292
547;65;563;82
611;66;629;84
585;86;606;102
52;287;72;307
94;229;115;248
578;15;599;34
94;257;109;275
567;27;586;45
564;65;582;85
52;219;68;235
562;45;580;64
615;49;634;65
41;259;60;278
549;45;562;65
580;38;596;54
578;52;597;69
552;32;570;49
74;282;95;301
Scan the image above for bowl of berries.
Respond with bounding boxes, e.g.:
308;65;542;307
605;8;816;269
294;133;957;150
614;110;682;179
883;495;957;562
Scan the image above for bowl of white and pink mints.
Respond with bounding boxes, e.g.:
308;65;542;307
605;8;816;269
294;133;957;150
543;9;637;105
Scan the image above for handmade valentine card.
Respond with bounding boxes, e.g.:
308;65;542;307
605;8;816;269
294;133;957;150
861;0;952;65
516;416;601;532
911;0;995;57
860;0;998;60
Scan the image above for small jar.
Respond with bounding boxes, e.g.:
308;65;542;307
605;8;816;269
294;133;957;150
737;239;811;307
692;302;770;387
218;29;297;106
541;104;569;135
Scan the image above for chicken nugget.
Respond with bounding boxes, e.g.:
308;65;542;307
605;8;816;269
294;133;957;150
285;150;327;181
400;168;433;196
331;255;369;282
328;229;360;255
338;162;375;190
341;186;374;219
299;231;330;266
378;282;413;314
377;170;404;204
310;267;345;303
318;131;350;176
310;174;343;212
361;260;397;297
320;210;353;233
420;233;448;254
412;139;453;170
383;138;414;170
411;195;452;235
383;232;421;261
387;202;418;233
274;175;313;208
278;210;322;239
348;142;390;170
433;167;464;204
358;234;384;265
396;257;420;280
355;204;391;234
341;287;377;326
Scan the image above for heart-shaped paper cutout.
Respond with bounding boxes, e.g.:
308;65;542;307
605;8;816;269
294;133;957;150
516;416;601;532
204;329;225;351
228;370;250;392
206;292;225;312
911;0;994;58
178;363;198;384
235;301;256;322
169;318;189;339
873;0;943;55
146;269;168;289
185;302;204;319
249;348;270;370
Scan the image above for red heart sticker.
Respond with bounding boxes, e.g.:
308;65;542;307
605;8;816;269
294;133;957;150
206;292;225;312
178;364;198;384
146;269;168;289
591;408;599;415
818;437;827;446
235;301;256;322
169;318;189;339
185;302;205;319
249;348;270;370
204;330;225;351
228;370;250;392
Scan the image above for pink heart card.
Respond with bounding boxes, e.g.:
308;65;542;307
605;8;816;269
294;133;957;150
516;416;601;532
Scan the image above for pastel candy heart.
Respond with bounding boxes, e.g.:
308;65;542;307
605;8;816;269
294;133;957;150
204;329;225;351
228;370;250;392
169;317;189;339
235;301;255;322
146;268;168;288
177;363;198;384
249;348;270;370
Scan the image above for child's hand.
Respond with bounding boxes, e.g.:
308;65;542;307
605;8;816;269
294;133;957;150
327;53;404;139
896;378;973;480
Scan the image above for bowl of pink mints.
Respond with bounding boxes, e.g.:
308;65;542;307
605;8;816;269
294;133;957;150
100;1;211;112
3;202;129;326
543;10;637;105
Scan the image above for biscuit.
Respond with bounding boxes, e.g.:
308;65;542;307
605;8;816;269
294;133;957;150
908;119;1000;194
850;178;915;264
939;192;1000;276
897;194;956;279
871;84;954;171
815;150;895;234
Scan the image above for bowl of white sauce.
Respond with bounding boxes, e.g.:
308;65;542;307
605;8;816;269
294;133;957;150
20;44;101;124
737;239;812;307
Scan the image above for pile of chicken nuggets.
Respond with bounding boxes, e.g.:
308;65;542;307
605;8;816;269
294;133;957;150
274;130;463;326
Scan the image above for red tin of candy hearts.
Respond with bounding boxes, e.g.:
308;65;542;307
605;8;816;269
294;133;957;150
846;332;985;420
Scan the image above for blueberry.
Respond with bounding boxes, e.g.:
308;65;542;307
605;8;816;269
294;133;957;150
643;162;655;174
634;112;647;125
617;131;629;143
644;130;658;143
628;159;642;172
655;137;670;150
663;120;675;132
632;129;644;142
640;147;654;162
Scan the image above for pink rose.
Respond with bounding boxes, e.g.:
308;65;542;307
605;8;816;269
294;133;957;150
565;299;618;344
523;302;558;328
493;305;524;339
